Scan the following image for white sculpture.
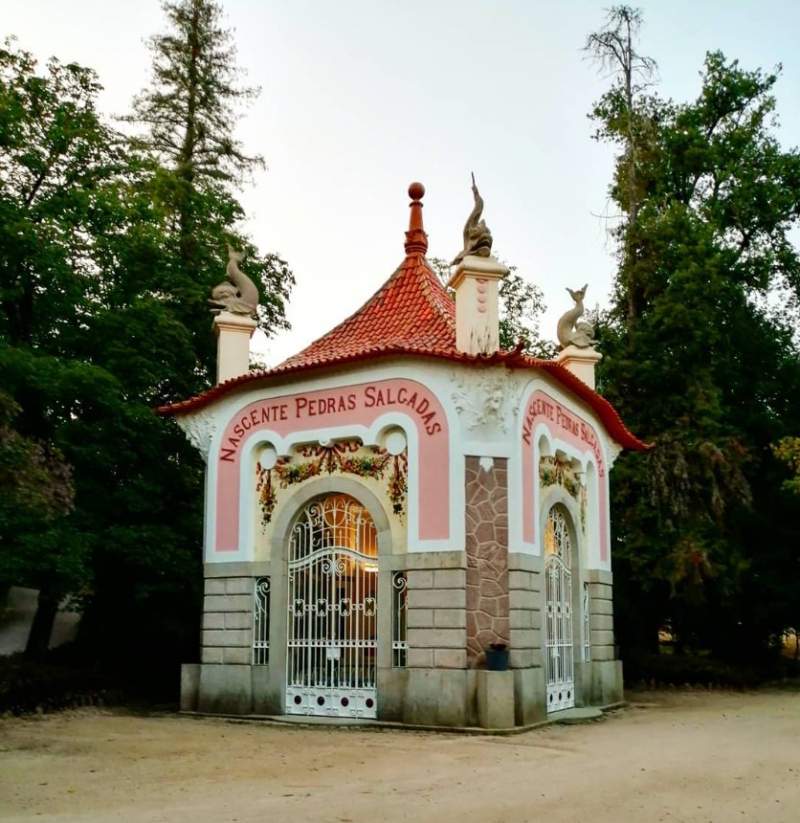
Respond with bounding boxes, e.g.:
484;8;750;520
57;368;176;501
557;285;595;349
209;245;259;316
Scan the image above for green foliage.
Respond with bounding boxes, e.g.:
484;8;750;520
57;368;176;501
0;390;82;592
0;9;293;681
0;42;117;612
772;437;800;494
127;0;293;382
589;10;800;659
130;0;262;186
623;651;798;689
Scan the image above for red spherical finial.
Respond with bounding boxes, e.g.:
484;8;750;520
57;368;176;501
404;181;428;255
408;181;425;201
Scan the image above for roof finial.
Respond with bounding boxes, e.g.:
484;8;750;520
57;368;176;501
404;181;428;256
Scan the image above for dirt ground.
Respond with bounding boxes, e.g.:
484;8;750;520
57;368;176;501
0;689;798;823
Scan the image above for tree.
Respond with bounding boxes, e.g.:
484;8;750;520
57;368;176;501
428;257;556;358
589;13;800;659
127;0;293;381
70;1;295;689
0;390;76;617
772;438;800;495
1;13;291;679
585;6;657;326
0;41;130;658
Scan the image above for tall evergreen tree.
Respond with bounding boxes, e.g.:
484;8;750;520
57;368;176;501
1;8;294;680
128;0;293;382
73;1;294;688
588;10;800;658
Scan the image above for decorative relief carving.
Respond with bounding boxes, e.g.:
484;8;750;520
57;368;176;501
255;438;408;528
451;370;520;434
178;411;217;461
605;441;623;470
540;455;587;532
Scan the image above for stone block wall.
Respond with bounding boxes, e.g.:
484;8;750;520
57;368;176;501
507;553;543;669
201;577;254;665
587;570;615;662
464;456;510;667
406;568;467;669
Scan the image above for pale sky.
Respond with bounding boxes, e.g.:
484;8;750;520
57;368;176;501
5;1;800;366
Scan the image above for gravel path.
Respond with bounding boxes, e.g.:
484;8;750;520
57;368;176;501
1;689;798;822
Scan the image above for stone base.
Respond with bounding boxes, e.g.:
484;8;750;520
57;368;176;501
182;661;620;728
513;666;548;725
187;663;282;716
401;668;471;727
198;664;252;715
556;345;602;390
180;663;200;712
477;670;515;729
591;659;624;705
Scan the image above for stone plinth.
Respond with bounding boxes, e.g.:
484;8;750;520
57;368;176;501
214;311;257;385
556;345;603;390
476;669;515;728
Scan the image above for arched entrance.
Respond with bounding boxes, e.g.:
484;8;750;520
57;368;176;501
544;505;576;712
285;493;379;718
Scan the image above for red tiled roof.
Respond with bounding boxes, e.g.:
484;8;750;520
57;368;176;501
155;183;652;453
275;251;457;373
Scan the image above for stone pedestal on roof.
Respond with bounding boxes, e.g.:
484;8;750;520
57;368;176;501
448;255;509;356
214;311;257;384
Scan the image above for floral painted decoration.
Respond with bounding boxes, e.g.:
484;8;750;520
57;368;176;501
539;455;587;532
256;439;408;527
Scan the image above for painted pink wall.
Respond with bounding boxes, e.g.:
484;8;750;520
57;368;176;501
213;378;449;554
521;390;609;562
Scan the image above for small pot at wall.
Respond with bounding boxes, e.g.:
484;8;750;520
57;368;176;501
485;644;510;671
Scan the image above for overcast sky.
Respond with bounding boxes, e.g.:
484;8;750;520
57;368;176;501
5;1;800;365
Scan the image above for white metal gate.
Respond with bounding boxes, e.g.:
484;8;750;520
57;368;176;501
544;506;575;712
286;494;378;718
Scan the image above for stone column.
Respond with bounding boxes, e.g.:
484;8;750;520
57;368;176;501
214;311;257;384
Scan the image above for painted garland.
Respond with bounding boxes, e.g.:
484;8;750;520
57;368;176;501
539;455;587;532
256;439;408;527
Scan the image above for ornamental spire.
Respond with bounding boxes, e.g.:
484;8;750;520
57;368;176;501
404;181;428;256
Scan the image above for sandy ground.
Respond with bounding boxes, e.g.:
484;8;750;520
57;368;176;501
0;689;798;823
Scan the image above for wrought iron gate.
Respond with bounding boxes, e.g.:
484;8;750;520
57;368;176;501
544;506;575;712
286;494;378;718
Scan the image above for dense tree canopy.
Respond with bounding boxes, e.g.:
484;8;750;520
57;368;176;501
588;8;800;658
127;0;293;381
0;1;294;677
